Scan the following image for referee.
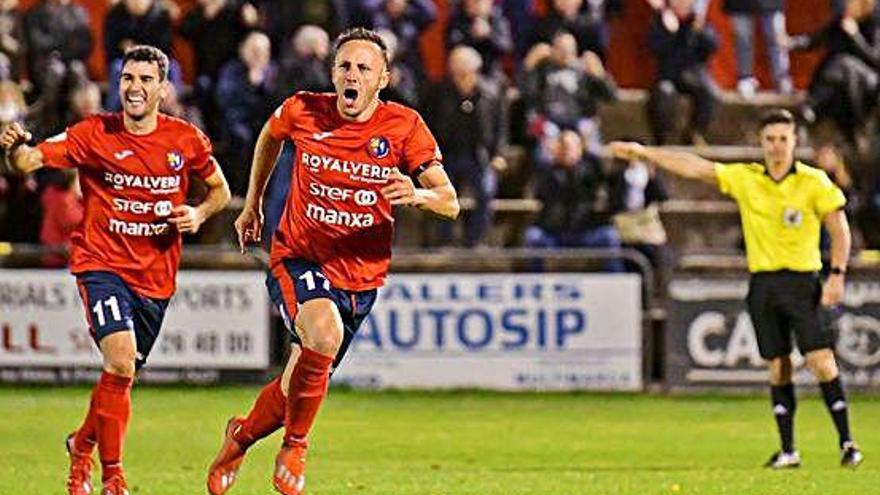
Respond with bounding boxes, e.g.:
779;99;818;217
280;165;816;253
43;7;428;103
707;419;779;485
610;109;863;468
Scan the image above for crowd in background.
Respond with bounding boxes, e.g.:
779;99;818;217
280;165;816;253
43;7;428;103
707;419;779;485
1;0;880;270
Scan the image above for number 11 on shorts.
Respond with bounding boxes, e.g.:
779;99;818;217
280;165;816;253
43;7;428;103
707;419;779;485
299;270;330;291
92;295;122;326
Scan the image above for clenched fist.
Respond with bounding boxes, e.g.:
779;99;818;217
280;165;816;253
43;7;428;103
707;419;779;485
0;122;31;151
381;168;417;206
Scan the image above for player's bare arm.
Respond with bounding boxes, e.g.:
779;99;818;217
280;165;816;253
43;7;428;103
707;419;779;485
821;208;851;307
234;122;283;252
168;166;231;234
608;141;717;184
0;122;43;174
381;164;460;220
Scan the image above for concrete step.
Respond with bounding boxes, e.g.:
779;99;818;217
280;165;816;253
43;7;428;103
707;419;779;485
598;89;802;145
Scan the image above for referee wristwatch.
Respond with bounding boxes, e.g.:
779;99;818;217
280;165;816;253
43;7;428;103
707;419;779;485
830;266;847;276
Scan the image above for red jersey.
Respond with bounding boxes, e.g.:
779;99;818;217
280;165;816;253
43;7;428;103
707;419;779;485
269;92;442;291
37;113;217;299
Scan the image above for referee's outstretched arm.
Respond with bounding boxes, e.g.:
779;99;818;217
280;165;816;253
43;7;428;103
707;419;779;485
608;141;717;184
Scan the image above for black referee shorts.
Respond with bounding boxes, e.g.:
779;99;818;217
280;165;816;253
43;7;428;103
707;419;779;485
746;270;834;359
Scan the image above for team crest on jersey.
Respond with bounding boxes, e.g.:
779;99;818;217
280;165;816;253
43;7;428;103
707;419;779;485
783;207;803;227
368;136;390;159
166;151;184;171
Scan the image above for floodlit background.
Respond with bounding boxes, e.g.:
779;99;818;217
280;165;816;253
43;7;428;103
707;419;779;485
1;0;879;493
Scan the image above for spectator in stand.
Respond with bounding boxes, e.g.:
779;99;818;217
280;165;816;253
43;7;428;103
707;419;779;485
525;129;623;270
0;80;20;128
276;24;333;101
646;0;711;18
792;0;880;146
647;0;719;145
180;0;260;136
502;0;537;61
0;80;39;242
608;148;669;270
254;0;350;54
377;28;419;107
366;0;437;77
160;83;206;131
521;30;617;155
447;0;514;83
39;168;82;267
830;0;868;13
216;31;277;196
723;0;793;96
531;0;623;61
265;23;332;246
425;45;508;247
24;0;92;136
104;0;180;110
66;81;103;125
862;169;880;248
0;78;25;126
0;0;22;81
815;143;856;208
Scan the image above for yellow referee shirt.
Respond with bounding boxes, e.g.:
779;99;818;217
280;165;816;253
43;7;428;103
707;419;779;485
714;161;846;273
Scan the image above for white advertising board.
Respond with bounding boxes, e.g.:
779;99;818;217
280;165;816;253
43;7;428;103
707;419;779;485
334;273;643;390
0;270;269;369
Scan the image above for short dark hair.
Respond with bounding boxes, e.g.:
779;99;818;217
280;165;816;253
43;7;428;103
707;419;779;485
121;45;169;81
759;108;796;130
333;27;389;67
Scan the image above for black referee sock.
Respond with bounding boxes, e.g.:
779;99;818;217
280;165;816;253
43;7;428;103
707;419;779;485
770;383;796;453
819;377;852;447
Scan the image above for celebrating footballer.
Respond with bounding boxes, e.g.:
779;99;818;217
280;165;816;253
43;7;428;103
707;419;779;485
0;45;231;495
206;27;459;495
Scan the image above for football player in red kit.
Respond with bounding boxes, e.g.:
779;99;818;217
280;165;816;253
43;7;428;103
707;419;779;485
0;46;231;495
207;27;459;495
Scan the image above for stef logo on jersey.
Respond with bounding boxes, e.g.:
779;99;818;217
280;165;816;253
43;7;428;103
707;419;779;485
368;136;390;159
783;207;803;228
166;151;184;172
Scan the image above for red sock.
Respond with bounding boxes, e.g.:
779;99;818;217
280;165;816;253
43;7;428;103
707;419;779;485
71;388;99;456
284;348;334;445
232;375;286;449
94;372;133;482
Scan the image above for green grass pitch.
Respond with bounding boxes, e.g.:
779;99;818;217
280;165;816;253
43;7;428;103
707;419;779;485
0;386;877;494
